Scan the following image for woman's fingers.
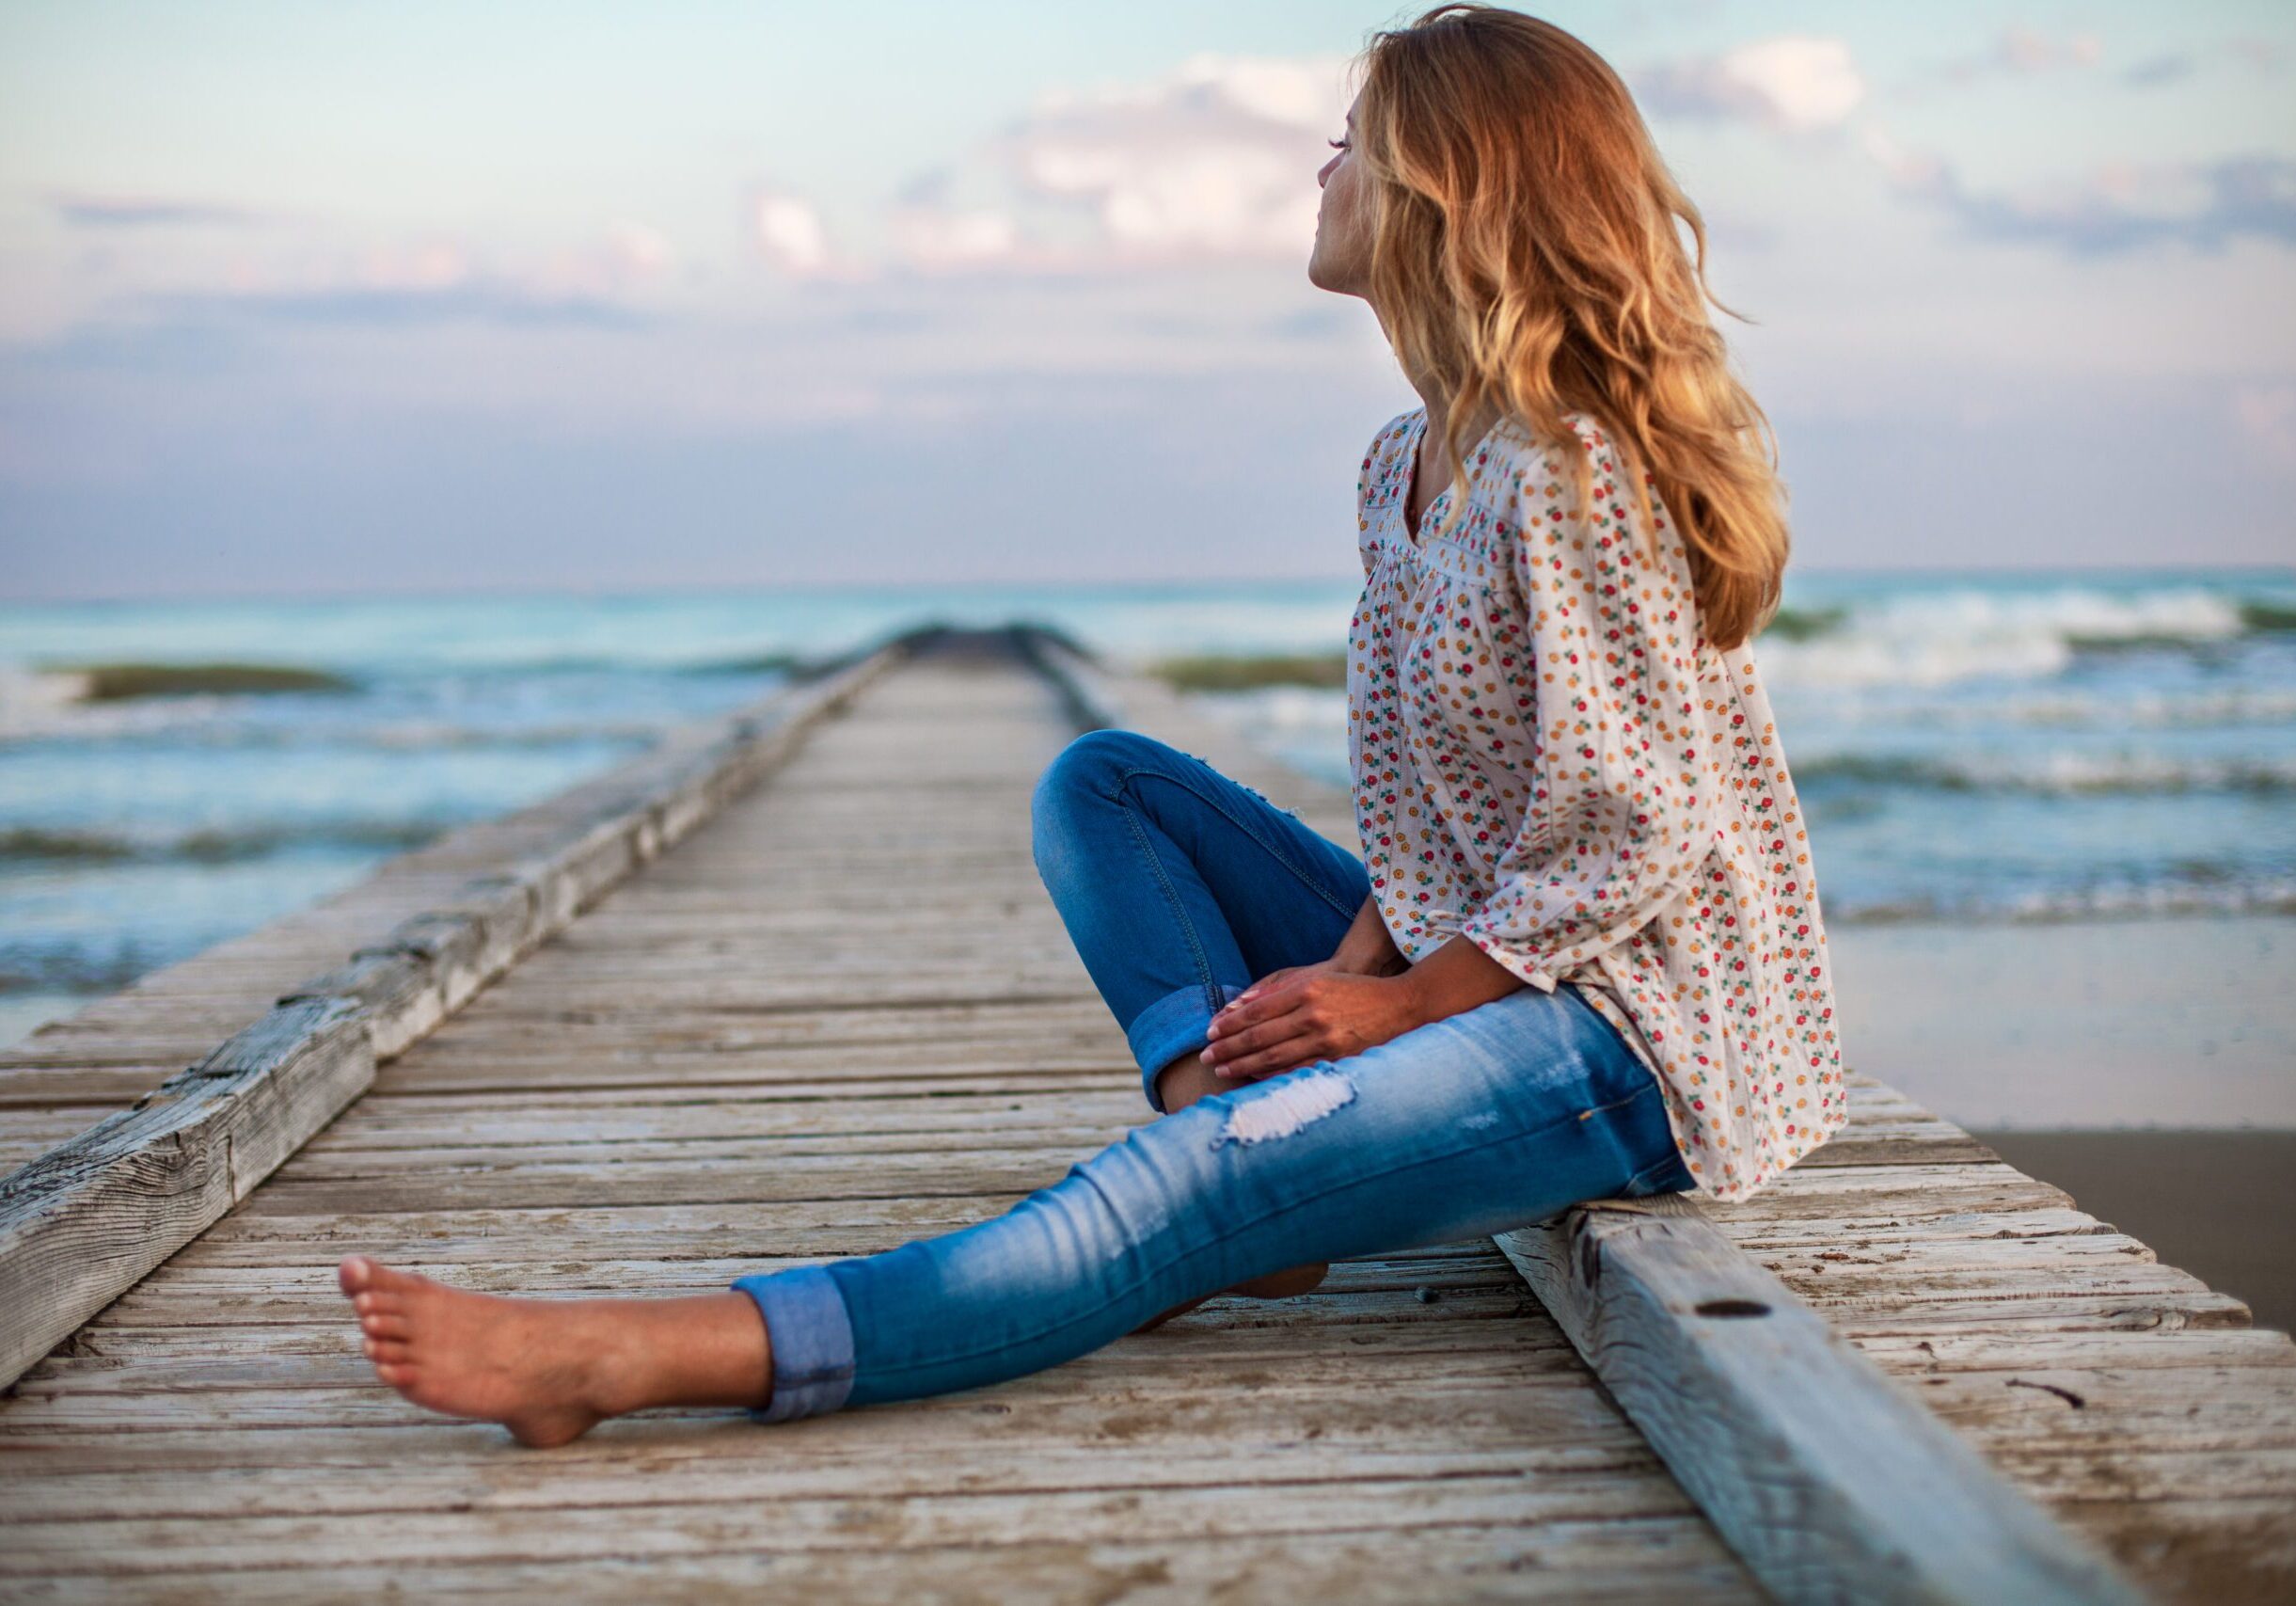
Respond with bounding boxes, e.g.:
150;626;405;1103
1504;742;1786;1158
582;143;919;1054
1204;994;1313;1063
1214;1033;1325;1080
1210;976;1319;1040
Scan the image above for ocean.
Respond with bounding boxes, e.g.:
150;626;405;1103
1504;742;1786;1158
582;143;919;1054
4;568;2293;1050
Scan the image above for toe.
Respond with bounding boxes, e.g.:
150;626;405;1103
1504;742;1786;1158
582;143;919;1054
364;1337;412;1365
339;1255;372;1296
359;1312;412;1342
364;1260;424;1296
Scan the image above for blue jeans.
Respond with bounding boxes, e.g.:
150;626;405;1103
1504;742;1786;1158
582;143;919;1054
731;728;1691;1422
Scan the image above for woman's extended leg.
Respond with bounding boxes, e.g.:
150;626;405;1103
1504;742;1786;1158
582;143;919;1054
337;728;1376;1442
344;983;1690;1440
737;984;1687;1421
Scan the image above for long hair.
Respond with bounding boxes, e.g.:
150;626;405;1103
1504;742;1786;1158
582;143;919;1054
1355;4;1788;649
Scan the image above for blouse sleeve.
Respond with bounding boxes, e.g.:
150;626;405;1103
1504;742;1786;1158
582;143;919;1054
1452;426;1722;992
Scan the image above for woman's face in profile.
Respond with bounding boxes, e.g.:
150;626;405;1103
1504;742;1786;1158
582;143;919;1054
1309;93;1370;297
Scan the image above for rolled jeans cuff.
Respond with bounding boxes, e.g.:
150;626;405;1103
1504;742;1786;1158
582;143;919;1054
1126;978;1251;1112
732;1263;856;1423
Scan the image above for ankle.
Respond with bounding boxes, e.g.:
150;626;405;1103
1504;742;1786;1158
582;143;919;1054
564;1300;660;1421
1155;1052;1224;1112
598;1293;773;1415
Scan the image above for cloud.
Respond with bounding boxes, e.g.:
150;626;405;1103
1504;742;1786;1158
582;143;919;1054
882;51;1352;273
48;192;270;229
117;232;671;333
2121;53;2195;90
1993;28;2102;73
728;52;1353;279
2125;37;2287;89
608;221;673;280
751;188;836;277
1634;36;1866;134
1907;27;2103;92
888;205;1021;271
187;282;646;329
1867;135;2296;257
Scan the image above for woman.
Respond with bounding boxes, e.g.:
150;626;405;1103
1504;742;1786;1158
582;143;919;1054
338;3;1845;1447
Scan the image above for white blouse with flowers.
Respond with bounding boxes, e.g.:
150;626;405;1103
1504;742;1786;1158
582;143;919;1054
1347;404;1845;1202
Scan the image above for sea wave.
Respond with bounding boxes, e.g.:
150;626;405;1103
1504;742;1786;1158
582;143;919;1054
1180;663;2296;745
1132;582;2296;702
1;819;445;866
1751;586;2270;690
0;692;673;750
1827;873;2296;927
1794;751;2296;796
0;946;156;996
1880;687;2296;730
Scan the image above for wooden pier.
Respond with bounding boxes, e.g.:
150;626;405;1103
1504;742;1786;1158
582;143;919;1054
2;624;2291;1603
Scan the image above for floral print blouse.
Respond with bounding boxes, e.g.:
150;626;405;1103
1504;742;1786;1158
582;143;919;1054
1347;404;1845;1202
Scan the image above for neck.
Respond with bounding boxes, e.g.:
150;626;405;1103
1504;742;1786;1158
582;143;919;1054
1401;359;1449;428
1405;374;1501;470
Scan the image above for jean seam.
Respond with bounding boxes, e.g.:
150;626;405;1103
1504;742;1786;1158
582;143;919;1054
1623;1152;1688;1194
857;1073;1663;1382
1112;764;1358;922
1120;798;1220;1019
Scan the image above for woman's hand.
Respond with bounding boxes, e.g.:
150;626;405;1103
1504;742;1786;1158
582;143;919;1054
1203;934;1532;1083
1200;970;1425;1082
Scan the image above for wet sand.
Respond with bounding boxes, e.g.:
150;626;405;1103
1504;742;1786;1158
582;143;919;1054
1829;914;2295;1129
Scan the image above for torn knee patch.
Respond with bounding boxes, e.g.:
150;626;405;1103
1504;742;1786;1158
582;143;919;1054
1212;1067;1356;1148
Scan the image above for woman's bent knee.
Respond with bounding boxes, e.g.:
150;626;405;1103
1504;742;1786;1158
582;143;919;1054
1029;728;1176;874
1032;728;1169;808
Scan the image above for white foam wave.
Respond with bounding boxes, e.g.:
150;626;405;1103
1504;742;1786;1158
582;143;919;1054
1832;875;2296;926
0;668;95;738
1755;586;2248;691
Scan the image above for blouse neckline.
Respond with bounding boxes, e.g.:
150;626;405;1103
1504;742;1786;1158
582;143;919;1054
1398;406;1509;546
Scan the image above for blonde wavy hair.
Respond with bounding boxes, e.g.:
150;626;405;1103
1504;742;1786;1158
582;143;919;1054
1356;3;1788;649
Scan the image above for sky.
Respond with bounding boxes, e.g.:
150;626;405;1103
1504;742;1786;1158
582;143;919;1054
1;0;2291;600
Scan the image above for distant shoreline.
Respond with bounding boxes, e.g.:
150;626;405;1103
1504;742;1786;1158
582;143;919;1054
6;560;2293;611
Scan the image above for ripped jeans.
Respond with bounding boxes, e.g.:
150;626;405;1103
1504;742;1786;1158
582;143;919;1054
730;728;1692;1422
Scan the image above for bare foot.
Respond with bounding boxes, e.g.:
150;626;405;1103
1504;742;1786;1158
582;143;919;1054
340;1256;772;1447
340;1255;623;1446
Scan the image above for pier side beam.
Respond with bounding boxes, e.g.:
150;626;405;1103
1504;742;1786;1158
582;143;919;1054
1496;1194;2154;1606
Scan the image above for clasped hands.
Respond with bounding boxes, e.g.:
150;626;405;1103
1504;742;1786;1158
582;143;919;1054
1197;931;1530;1083
1198;960;1426;1083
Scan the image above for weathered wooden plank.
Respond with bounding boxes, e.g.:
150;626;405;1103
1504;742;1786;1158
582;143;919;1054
0;1522;1766;1605
0;1475;1732;1577
0;1444;1679;1524
0;1001;375;1391
0;638;907;1389
6;1404;2287;1526
1495;1196;2151;1605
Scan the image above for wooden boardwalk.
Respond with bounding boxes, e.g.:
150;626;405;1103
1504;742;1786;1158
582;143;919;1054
2;628;2292;1602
